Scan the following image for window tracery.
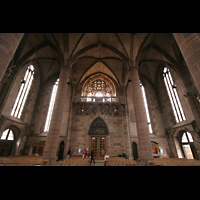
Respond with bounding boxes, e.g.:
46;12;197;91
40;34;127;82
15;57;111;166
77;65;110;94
85;79;113;97
163;66;186;123
181;132;194;159
11;65;34;118
1;129;14;141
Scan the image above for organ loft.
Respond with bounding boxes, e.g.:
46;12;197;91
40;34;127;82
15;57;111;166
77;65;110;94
0;33;200;166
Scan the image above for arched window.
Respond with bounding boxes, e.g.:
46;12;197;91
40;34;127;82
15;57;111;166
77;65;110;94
140;82;153;133
11;65;34;118
1;129;14;141
44;79;59;132
163;67;186;123
86;79;113;97
181;132;194;159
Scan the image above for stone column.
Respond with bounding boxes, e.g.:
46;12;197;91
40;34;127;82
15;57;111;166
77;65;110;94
173;33;200;94
42;66;70;165
129;66;154;165
0;33;24;82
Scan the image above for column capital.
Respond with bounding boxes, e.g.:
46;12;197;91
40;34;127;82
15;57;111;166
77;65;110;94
129;60;138;72
129;66;138;72
60;65;70;72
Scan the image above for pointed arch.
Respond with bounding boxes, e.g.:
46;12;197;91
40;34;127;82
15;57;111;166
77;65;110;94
88;117;109;135
81;73;116;97
58;140;65;160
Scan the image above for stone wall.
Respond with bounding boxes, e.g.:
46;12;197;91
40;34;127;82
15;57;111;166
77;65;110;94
69;102;126;156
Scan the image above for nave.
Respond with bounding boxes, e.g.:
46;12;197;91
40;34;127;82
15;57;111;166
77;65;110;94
1;155;200;166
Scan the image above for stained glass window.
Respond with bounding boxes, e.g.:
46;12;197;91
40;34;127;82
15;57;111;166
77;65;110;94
86;79;112;97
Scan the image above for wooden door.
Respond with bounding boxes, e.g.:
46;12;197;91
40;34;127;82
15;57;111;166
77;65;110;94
32;143;45;156
132;142;138;160
58;141;65;160
90;136;107;160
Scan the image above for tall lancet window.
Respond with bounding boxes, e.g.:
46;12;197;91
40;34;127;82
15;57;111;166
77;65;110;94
163;67;186;123
11;65;34;118
44;79;59;132
140;82;153;134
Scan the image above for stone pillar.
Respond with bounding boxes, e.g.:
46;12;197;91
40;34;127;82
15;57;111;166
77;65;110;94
173;33;200;94
129;66;154;165
0;33;24;82
42;66;70;165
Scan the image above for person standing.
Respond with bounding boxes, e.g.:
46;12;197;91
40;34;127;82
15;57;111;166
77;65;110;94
104;153;109;166
122;151;127;159
90;149;95;164
66;147;71;160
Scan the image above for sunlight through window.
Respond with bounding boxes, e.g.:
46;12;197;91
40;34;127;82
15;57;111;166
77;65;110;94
11;65;34;118
44;79;59;132
163;67;186;123
140;82;153;134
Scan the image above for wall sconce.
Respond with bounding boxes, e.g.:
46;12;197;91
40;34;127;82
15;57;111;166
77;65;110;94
67;78;71;85
184;93;200;103
21;79;25;84
172;85;177;89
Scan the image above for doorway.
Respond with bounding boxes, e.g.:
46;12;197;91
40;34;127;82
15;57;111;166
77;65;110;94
58;141;65;160
0;141;14;156
88;117;109;160
32;142;45;156
90;136;107;160
132;142;138;160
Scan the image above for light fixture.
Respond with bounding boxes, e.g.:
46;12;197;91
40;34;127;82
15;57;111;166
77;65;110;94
67;78;71;85
21;79;25;84
172;85;177;89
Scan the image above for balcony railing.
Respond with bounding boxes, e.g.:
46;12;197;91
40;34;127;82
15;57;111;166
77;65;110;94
73;96;125;103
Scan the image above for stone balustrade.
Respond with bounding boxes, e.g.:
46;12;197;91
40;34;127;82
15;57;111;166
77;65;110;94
72;96;125;103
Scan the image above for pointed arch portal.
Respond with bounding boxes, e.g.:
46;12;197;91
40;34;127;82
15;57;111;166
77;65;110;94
89;117;108;160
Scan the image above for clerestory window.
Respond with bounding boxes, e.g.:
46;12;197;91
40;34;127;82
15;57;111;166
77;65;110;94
163;67;186;123
44;79;59;132
11;65;34;118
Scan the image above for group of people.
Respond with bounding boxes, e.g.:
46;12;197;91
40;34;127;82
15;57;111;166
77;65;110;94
66;147;96;164
66;147;127;165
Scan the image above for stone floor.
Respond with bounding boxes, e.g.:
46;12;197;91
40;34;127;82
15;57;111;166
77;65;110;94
89;160;105;166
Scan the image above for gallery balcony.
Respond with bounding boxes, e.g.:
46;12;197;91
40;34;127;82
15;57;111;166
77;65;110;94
72;96;125;104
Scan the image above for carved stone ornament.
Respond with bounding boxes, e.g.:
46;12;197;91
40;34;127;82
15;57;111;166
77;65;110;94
72;102;125;117
85;79;113;96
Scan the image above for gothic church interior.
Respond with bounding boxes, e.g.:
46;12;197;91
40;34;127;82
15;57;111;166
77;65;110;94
0;33;200;166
